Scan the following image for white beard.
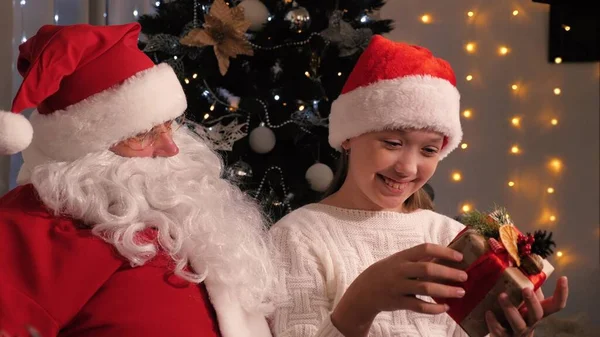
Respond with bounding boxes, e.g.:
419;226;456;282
30;128;275;313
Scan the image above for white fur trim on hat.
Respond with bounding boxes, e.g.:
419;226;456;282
0;111;34;155
27;63;186;162
329;75;462;160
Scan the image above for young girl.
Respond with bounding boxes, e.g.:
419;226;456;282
269;35;568;337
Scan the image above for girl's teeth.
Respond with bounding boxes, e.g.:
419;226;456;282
383;176;403;190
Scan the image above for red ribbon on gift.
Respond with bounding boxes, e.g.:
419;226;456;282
434;229;548;323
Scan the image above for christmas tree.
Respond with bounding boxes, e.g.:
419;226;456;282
139;0;393;222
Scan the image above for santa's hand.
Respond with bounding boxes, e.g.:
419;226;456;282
484;276;569;337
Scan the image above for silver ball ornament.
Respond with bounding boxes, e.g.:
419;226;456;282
249;125;276;154
284;6;311;33
238;0;270;31
225;160;253;181
305;163;334;192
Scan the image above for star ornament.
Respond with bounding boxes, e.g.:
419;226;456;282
180;0;254;75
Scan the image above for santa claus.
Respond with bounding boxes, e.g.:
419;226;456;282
0;23;275;337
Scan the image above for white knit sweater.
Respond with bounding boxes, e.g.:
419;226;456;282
269;203;469;337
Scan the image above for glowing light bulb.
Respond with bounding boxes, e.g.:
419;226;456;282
461;143;468;149
511;145;521;154
465;43;476;53
554;88;561;95
20;0;26;5
463;110;472;118
274;95;280;101
499;46;509;55
466;75;473;81
184;78;190;84
549;215;557;222
563;25;571;31
133;9;139;17
155;1;160;6
512;84;519;90
547;187;555;194
203;113;210;120
298;105;305;111
551;118;558;126
511;117;521;127
508;181;515;187
305;71;310;77
461;204;472;212
173;56;178;60
337;72;342;76
421;14;431;23
210;104;215;111
556;251;563;257
452;172;462;182
512;10;519;16
549;159;563;173
54;14;59;22
555;57;563;64
467;11;475;17
192;73;198;79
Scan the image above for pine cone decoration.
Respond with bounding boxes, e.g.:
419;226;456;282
529;230;556;258
521;253;544;275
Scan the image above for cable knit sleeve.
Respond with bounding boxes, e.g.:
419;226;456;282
452;325;470;337
268;223;345;337
437;215;466;247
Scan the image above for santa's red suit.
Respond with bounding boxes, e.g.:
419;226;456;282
0;23;272;337
0;184;222;337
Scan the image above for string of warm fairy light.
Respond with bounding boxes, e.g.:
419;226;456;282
433;8;569;260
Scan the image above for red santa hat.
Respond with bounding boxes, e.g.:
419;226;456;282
329;35;462;159
0;23;186;159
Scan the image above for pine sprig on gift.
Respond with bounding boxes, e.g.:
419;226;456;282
528;230;556;258
489;206;512;226
459;210;501;239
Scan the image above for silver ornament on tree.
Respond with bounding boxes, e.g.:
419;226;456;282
290;100;327;128
193;120;247;152
238;0;270;31
225;160;253;182
305;163;334;192
284;3;311;33
320;10;373;57
271;59;283;80
249;124;276;154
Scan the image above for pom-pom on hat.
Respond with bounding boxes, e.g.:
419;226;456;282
0;23;186;159
329;35;462;159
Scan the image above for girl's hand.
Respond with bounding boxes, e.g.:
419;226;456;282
331;243;468;337
485;276;569;337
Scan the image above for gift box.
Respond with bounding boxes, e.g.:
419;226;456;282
433;208;556;337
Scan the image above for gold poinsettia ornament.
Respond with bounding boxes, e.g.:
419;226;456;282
180;0;254;75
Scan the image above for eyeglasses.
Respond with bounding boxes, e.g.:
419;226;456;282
123;116;185;151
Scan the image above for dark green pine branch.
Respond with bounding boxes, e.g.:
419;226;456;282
459;210;501;239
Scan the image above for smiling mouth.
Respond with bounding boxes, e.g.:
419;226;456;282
378;174;409;192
